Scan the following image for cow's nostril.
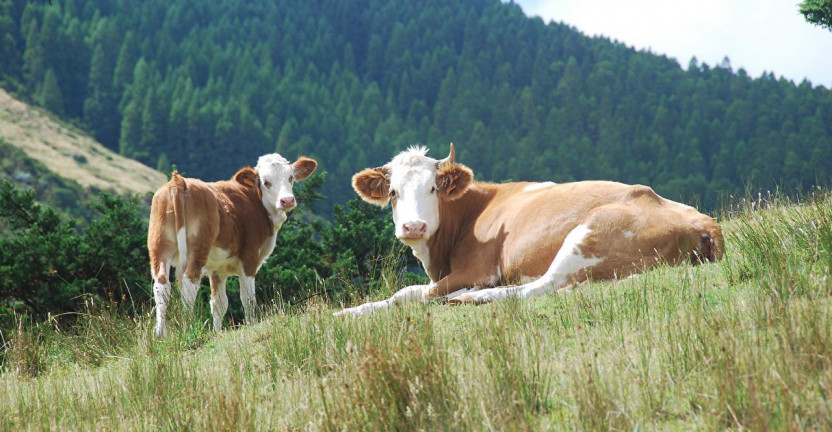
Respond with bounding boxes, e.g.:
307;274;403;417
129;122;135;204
280;197;296;208
402;222;427;235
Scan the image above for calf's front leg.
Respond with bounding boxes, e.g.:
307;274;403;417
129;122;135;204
240;275;258;324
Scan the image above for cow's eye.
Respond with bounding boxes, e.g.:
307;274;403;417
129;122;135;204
289;175;294;183
390;189;397;198
263;181;272;189
430;186;436;194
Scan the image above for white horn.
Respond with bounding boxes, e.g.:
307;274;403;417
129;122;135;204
437;143;455;166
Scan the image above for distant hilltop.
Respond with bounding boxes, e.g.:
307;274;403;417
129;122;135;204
0;88;166;196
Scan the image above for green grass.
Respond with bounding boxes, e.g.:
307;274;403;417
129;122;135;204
2;192;832;431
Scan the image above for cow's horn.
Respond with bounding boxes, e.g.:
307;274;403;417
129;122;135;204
437;143;455;167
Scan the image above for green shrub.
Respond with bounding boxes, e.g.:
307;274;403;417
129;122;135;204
0;180;149;326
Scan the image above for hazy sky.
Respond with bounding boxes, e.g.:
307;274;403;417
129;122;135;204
512;0;832;88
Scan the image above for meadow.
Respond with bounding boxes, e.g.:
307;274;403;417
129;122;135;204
2;191;831;431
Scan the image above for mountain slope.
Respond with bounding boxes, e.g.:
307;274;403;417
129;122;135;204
1;0;830;211
0;89;166;196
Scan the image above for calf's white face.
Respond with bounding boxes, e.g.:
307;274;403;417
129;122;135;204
255;154;317;215
352;145;472;246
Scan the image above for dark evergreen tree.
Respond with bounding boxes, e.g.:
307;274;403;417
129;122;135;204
1;0;830;212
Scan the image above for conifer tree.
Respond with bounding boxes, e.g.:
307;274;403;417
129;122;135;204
39;68;64;115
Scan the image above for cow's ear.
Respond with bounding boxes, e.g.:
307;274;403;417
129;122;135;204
292;157;318;181
352;167;391;206
234;167;262;198
436;163;473;201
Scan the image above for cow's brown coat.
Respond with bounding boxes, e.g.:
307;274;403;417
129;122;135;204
353;161;723;304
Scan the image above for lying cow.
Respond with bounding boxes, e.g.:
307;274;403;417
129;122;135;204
335;144;722;315
148;154;317;335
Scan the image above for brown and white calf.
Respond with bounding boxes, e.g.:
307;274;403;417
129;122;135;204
148;154;317;335
335;144;723;315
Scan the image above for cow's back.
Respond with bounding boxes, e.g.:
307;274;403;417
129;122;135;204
148;176;273;275
473;181;721;282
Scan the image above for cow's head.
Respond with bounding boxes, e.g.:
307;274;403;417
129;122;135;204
352;144;472;245
244;154;317;216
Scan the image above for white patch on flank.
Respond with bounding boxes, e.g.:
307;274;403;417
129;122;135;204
543;224;604;280
457;224;604;303
523;182;555;192
623;230;635;240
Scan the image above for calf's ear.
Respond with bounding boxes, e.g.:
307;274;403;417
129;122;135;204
292;157;318;181
233;167;262;198
352;167;391;206
436;163;473;200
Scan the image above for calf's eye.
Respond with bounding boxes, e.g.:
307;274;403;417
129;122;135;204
263;181;272;189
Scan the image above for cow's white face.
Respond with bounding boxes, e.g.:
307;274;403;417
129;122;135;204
254;154;317;218
388;155;442;244
352;145;472;246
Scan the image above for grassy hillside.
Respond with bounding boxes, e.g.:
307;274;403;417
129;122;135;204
1;192;830;430
0;88;166;198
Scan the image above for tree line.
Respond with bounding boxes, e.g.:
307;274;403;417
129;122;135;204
0;0;830;213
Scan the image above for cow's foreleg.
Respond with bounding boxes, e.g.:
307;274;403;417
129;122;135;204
240;275;257;324
333;284;433;316
449;224;601;305
209;274;228;331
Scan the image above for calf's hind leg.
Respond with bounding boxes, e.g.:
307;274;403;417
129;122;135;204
151;259;173;337
210;273;229;331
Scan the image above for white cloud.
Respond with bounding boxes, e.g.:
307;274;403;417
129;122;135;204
512;0;832;88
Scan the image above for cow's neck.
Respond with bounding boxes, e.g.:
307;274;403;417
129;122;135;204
417;183;495;282
257;201;279;238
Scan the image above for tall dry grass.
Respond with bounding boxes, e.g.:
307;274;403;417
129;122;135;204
2;190;831;431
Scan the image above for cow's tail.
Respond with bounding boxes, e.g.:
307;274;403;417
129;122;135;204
694;219;725;264
169;171;188;275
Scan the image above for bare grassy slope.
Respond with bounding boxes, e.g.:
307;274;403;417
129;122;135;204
0;88;166;195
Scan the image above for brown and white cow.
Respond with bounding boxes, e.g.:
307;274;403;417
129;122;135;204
335;144;723;315
148;154;317;335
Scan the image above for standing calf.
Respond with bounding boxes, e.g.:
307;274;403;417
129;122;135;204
148;154;317;335
336;144;723;315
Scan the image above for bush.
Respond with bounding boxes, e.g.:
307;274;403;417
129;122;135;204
0;180;149;327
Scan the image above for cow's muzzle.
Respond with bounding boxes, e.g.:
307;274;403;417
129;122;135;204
279;196;296;210
398;221;427;241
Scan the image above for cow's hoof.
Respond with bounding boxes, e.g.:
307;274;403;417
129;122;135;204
334;307;359;316
448;294;479;305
